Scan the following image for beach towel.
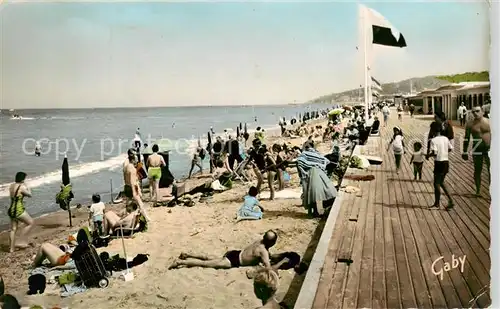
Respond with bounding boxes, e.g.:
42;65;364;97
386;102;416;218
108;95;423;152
218;172;233;189
302;166;337;210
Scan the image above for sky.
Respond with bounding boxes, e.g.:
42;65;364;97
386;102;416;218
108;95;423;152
0;1;490;109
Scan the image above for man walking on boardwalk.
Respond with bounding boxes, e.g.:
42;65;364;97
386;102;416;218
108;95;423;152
381;104;390;127
457;102;467;126
462;106;491;196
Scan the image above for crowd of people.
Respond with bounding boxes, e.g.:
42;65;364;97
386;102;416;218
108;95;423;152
382;103;491;210
4;101;491;308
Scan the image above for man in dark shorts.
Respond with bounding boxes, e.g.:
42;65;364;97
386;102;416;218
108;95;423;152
168;230;278;270
462;105;491;196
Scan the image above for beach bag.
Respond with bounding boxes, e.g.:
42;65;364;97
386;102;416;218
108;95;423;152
218;172;233;189
76;227;93;245
27;274;46;295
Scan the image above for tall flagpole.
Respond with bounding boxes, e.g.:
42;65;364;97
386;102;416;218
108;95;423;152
362;5;369;121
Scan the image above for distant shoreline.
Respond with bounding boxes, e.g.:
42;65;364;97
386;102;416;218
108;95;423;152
0;102;316;111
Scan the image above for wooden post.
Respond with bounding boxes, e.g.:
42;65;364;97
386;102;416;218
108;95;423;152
110;178;113;203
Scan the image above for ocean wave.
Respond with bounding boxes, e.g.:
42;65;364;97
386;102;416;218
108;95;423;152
47;116;87;120
9;117;35;120
0;153;127;198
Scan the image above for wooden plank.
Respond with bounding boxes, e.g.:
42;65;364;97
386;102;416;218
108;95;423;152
336;221;356;262
310;113;491;309
392;166;430;308
397;138;473;307
372;161;387;309
355;170;376;308
325;263;349;309
334;189;356;262
397;118;490;307
342;171;374;308
312;191;351;309
383;122;449;308
382;159;403;309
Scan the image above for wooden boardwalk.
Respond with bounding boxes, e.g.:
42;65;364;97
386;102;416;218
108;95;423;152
307;113;491;309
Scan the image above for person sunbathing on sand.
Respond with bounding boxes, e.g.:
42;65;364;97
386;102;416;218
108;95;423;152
169;230;277;270
103;205;140;236
32;243;72;268
245;252;309;279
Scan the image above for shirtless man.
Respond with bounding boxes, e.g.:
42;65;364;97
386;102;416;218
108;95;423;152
168;230;278;270
462;105;491;196
124;151;151;222
146;144;166;206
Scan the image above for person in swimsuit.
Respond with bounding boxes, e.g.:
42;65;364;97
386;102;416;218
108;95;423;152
103;205;140;235
168;230;277;270
8;172;34;253
34;142;41;157
249;140;277;200
188;147;204;179
124;151;151;223
271;144;286;191
134;128;142;149
462;105;491;196
32;243;72;268
146;144;166;206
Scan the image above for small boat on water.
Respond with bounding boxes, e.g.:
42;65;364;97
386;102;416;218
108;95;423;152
10;114;22;120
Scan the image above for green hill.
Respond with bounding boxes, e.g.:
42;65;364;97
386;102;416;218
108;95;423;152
312;71;489;103
435;71;489;83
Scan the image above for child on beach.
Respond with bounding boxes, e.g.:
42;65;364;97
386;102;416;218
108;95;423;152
89;194;105;235
387;127;405;173
426;122;454;210
237;186;265;221
410;142;424;180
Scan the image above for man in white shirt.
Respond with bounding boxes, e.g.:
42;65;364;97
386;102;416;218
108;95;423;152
382;105;390;127
457;102;467;127
426;122;454;210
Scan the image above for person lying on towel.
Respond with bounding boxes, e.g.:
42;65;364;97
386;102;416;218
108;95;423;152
32;243;72;268
168;230;277;270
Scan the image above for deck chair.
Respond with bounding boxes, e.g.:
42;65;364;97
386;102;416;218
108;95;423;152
232;157;251;183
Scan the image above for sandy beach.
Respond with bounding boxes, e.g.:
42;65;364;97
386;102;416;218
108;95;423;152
0;118;330;309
